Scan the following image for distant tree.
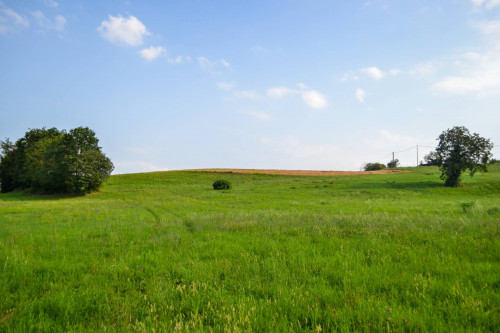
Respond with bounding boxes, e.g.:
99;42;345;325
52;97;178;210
0;127;113;194
387;159;400;168
436;126;493;187
422;151;441;166
363;162;386;171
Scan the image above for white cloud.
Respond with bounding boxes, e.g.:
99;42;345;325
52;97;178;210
138;46;166;61
43;0;58;8
246;111;272;121
217;82;235;91
31;10;66;32
360;66;386;80
433;20;500;95
355;88;366;103
0;7;29;34
220;59;230;67
301;89;328;109
266;84;328;109
267;86;298;99
98;15;149;47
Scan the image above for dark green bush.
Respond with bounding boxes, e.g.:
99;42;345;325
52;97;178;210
213;179;232;190
363;162;386;171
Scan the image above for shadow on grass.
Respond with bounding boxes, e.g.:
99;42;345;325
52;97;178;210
0;190;79;202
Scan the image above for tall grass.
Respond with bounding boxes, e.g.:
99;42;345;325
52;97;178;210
1;165;499;331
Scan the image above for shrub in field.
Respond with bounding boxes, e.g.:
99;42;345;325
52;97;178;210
459;201;475;213
387;159;400;168
0;127;113;194
363;162;386;171
213;179;232;190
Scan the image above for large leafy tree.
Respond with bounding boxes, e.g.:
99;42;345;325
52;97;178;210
436;126;493;187
0;127;113;194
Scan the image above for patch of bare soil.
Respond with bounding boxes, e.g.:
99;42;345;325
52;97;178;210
187;168;408;176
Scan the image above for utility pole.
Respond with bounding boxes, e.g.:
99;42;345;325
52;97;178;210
416;145;419;167
392;152;395;163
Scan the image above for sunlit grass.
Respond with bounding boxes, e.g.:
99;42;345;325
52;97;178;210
1;165;499;331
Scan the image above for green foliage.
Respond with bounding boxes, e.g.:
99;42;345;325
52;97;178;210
0;127;113;194
213;179;232;190
436;126;493;187
387;159;399;168
422;151;441;166
363;162;386;171
459;201;475;213
0;166;499;331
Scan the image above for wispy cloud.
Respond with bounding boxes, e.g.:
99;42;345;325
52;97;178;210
267;86;298;99
217;82;235;91
43;0;58;8
246;111;272;121
471;0;500;10
342;66;400;81
433;20;500;96
198;56;215;72
168;55;190;64
355;88;366;103
267;84;328;109
198;56;230;74
0;6;29;35
32;10;66;32
98;15;149;47
233;90;261;100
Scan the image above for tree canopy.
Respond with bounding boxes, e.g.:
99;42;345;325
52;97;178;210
0;127;113;194
435;126;493;187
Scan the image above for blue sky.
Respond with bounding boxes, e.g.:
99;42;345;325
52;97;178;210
1;0;499;173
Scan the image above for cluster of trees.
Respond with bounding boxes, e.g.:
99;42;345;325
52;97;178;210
362;159;400;171
0;127;113;194
363;126;494;187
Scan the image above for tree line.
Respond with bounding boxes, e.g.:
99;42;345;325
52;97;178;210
0;127;113;194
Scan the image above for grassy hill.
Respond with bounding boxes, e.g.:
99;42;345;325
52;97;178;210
1;165;499;331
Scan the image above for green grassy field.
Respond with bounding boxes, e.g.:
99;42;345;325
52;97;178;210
1;165;499;332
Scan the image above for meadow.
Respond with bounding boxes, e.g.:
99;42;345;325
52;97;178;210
0;165;499;332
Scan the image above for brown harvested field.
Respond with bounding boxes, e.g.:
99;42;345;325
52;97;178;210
187;168;408;176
